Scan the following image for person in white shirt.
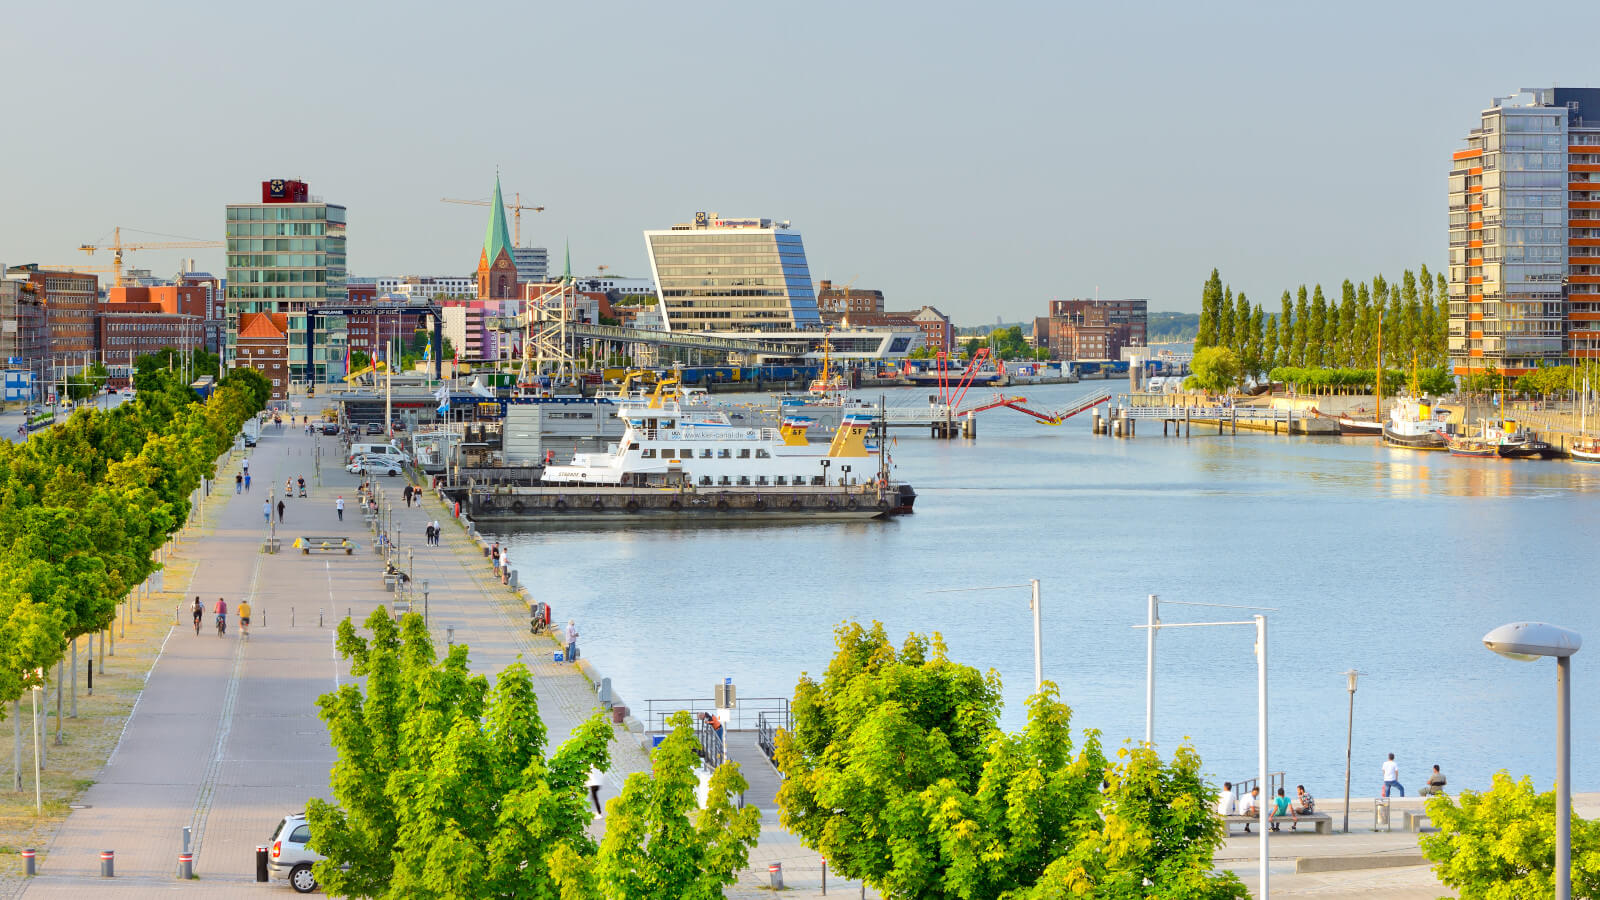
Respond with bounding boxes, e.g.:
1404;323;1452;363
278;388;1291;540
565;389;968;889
564;620;580;662
1382;753;1405;797
1215;782;1236;817
1240;787;1262;833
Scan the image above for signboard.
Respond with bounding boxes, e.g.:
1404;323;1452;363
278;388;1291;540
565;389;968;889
694;211;708;226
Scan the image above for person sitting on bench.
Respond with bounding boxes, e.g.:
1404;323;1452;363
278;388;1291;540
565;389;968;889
384;561;410;584
1419;765;1447;797
1240;787;1262;833
1271;788;1292;832
1215;782;1236;818
1291;784;1315;830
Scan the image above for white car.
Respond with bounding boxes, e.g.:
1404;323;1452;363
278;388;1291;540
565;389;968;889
268;812;323;893
347;455;403;477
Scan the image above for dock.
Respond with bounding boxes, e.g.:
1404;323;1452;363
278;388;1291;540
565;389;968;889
1095;403;1338;437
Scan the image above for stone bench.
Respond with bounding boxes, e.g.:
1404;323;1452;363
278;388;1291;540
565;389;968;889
261;537;282;554
1403;810;1434;832
297;536;355;555
1223;812;1332;835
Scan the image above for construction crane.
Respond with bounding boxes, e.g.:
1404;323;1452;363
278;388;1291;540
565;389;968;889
78;226;224;287
441;193;545;247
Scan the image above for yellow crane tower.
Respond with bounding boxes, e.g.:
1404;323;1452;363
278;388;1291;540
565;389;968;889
441;193;545;246
78;226;224;287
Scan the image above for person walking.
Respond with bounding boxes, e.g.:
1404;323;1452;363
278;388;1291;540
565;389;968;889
276;499;285;523
433;519;441;545
235;472;243;494
336;496;345;521
425;522;435;546
403;485;412;507
262;499;271;524
244;471;251;492
1382;753;1405;797
586;767;604;815
564;620;580;662
242;456;250;477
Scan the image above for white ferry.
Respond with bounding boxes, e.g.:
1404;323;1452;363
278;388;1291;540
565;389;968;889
543;402;880;490
1382;396;1451;451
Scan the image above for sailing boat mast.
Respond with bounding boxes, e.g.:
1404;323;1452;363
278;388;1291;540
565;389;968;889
1375;309;1383;422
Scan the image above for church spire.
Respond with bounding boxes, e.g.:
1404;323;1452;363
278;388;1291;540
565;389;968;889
483;174;514;264
562;238;572;283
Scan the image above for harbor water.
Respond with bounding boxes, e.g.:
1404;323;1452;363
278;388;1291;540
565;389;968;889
492;380;1600;797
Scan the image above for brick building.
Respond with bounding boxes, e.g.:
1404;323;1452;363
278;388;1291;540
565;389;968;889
817;280;886;320
235;311;291;400
0;276;48;371
1040;299;1149;360
96;307;205;365
7;265;99;365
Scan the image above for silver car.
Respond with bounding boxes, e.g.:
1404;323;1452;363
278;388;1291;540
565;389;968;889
268;812;323;893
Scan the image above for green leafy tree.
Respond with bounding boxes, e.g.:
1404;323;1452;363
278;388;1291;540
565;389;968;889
1386;282;1407;370
1421;771;1600;899
1354;282;1375;365
1307;285;1328;368
552;711;761;900
1338;280;1358;367
1196;269;1223;351
1218;286;1235;354
1263;313;1279;375
776;623;1243;900
1232;290;1251;359
1246;303;1265;378
350;350;371;371
1187;347;1242;394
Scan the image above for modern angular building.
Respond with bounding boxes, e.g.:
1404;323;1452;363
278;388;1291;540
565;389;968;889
643;213;822;332
1448;87;1600;375
224;179;348;383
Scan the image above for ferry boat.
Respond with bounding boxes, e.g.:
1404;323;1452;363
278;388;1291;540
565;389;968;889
463;401;916;520
1382;396;1451;451
1496;423;1558;460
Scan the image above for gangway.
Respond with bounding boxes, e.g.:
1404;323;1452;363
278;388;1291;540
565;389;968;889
956;390;1112;425
878;389;1113;436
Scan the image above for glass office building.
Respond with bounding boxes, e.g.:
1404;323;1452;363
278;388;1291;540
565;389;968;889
225;188;347;382
644;214;822;332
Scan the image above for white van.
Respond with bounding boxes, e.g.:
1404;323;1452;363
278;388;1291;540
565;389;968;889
347;442;402;461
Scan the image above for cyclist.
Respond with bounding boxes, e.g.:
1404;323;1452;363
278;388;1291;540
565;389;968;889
286;477;293;496
192;596;204;635
297;475;306;496
214;596;228;636
238;598;252;638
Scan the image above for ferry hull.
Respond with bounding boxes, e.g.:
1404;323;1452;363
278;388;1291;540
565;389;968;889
462;484;916;521
1498;441;1558;460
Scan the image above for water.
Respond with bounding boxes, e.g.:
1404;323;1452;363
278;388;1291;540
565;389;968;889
490;381;1600;798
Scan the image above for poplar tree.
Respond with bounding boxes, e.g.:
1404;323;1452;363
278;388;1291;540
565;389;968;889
1248;303;1266;378
1292;287;1310;366
1436;272;1451;368
1264;313;1279;375
1338;280;1358;367
1196;270;1223;351
1354;282;1375;365
1219;287;1236;354
1308;285;1328;368
1233;291;1252;359
1387;278;1408;370
1277;291;1293;370
1402;270;1423;366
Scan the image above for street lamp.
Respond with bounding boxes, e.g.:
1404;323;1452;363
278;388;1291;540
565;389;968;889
1341;669;1364;833
1483;621;1582;900
422;579;430;628
927;581;1043;694
1137;604;1274;900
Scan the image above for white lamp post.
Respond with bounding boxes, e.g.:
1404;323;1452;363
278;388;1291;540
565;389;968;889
928;581;1044;694
1483;621;1581;900
1137;604;1274;899
1341;669;1364;834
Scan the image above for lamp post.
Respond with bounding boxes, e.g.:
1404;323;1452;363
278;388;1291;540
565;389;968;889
422;579;430;628
1341;669;1363;833
1483;621;1582;900
1137;605;1274;899
928;581;1043;694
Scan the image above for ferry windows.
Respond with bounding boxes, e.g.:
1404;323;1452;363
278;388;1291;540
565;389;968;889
664;450;677;460
718;449;732;458
700;449;713;458
755;449;770;458
738;449;751;459
775;476;787;485
719;476;732;485
700;476;713;485
812;475;825;486
738;476;751;485
628;443;640;450
756;476;768;485
641;449;656;458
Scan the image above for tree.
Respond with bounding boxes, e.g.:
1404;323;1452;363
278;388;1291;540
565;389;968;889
776;623;1244;900
1196;269;1223;351
1187;347;1242;394
1218;286;1235;355
1232;290;1251;359
350;350;371;371
1277;291;1293;370
1307;285;1328;368
1338;280;1358;367
552;711;761;900
1292;287;1310;367
1263;313;1279;376
1421;771;1600;899
1246;302;1265;378
1354;282;1375;365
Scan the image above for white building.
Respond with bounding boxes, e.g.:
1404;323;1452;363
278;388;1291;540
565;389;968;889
375;275;478;299
512;247;549;283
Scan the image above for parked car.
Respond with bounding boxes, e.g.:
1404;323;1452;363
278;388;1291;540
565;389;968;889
267;812;322;893
365;422;384;435
320;422;340;435
347;454;404;477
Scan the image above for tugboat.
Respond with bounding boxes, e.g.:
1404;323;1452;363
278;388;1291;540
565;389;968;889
1382;395;1450;451
1496;422;1558;460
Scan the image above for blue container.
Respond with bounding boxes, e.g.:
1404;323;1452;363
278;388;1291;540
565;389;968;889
553;651;565;662
651;735;666;748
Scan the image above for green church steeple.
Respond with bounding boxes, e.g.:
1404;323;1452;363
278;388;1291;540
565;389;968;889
482;174;514;266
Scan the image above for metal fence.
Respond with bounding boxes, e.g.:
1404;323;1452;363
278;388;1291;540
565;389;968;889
640;696;790;735
757;709;791;768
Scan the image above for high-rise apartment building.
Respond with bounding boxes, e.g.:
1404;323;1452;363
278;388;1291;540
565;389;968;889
512;247;549;283
1449;88;1600;375
225;179;348;382
643;213;822;332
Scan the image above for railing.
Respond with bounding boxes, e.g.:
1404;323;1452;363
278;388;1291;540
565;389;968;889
1232;771;1287;802
641;696;791;735
1120;405;1293;423
757;709;792;768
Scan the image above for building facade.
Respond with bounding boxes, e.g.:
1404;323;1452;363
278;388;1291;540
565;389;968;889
643;213;823;332
179;271;226;353
1040;299;1149;361
235;311;291;400
817;280;886;319
96;308;205;362
225;178;348;383
477;177;520;301
512;247;549;284
7;265;99;365
375;275;477;299
0;273;48;372
1448;87;1600;375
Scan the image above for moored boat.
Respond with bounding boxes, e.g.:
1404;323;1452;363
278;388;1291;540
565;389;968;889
1496;423;1558;460
1382;396;1451;451
1572;437;1600;463
1338;416;1384;437
1447;436;1498;458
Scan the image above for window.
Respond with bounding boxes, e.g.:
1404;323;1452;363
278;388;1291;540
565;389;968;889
718;449;731;458
775;476;787;485
699;476;712;485
755;449;770;458
719;476;731;485
641;449;656;458
738;449;751;459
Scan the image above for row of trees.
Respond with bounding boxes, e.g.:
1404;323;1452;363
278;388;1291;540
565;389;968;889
0;362;268;740
961;325;1049;361
308;610;761;899
1195;266;1451;378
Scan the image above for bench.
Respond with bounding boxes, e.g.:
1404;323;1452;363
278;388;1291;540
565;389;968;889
1223;813;1332;835
261;537;281;554
296;536;355;555
383;574;399;592
1402;810;1434;832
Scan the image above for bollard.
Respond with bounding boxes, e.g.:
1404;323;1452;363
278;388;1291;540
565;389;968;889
87;656;93;695
22;849;35;876
256;845;269;882
177;852;193;880
822;858;827;894
447;626;454;647
291;607;295;628
100;849;114;877
262;607;266;628
348;607;352;622
509;569;519;589
599;677;613;708
769;862;783;890
183;824;191;854
319;608;323;628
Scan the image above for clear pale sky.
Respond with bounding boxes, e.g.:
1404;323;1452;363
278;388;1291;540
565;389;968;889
4;0;1595;323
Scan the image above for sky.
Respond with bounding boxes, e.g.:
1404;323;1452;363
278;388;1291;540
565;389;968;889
4;0;1597;324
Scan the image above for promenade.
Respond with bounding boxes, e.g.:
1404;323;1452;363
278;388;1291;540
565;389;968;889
4;417;1581;899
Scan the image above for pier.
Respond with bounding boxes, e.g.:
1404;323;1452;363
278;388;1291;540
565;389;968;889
883;389;1112;438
